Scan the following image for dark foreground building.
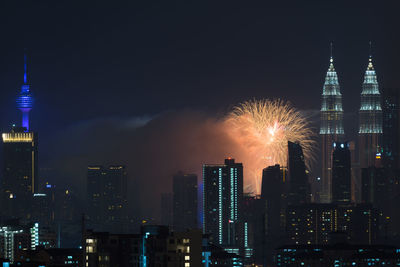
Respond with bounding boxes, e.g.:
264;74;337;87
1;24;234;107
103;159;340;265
84;226;203;267
173;172;198;231
15;248;82;266
287;141;310;205
276;243;400;266
332;142;352;203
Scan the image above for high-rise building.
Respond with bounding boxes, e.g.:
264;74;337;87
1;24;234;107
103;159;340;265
32;193;53;228
87;166;106;224
332;142;351;203
320;52;345;203
361;167;388;209
287;141;310;205
86;165;128;232
1;127;38;221
286;203;379;245
105;165;128;228
1;54;37;221
242;195;264;264
0;222;40;263
261;164;286;234
260;164;287;266
382;88;400;171
172;172;198;231
203;158;243;253
359;55;382;169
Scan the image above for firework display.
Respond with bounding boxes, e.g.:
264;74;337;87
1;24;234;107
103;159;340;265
224;99;315;194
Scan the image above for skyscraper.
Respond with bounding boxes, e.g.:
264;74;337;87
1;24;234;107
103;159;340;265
361;167;387;209
203;158;243;253
287;141;310;205
359;54;382;169
242;195;264;264
382;88;400;171
87;165;128;232
320;51;345;203
332;142;351;203
172;172;198;231
1;53;37;222
105;165;128;228
260;164;287;266
1;127;38;219
87;166;106;224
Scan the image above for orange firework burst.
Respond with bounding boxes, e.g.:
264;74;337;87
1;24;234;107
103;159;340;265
224;99;316;194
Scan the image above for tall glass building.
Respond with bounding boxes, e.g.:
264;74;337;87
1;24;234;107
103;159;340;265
320;55;344;203
203;158;243;254
358;56;382;169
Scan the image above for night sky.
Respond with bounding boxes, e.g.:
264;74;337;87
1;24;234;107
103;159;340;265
0;1;399;220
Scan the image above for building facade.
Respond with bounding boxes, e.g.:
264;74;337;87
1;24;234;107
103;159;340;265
203;158;243;253
286;203;379;245
87;165;128;232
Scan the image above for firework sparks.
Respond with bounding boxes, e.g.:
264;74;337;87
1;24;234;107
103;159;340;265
224;99;316;194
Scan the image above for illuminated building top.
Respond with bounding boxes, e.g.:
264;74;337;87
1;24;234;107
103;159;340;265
320;55;344;135
2;132;34;143
359;56;382;134
16;52;33;131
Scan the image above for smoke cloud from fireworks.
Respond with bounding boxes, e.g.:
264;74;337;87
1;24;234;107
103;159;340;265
224;99;316;194
42;100;315;220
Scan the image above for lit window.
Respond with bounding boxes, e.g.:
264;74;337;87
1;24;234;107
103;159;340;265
185;256;190;260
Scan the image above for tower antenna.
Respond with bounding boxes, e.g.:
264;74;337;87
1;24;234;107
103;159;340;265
24;48;27;84
330;42;333;62
369;41;372;61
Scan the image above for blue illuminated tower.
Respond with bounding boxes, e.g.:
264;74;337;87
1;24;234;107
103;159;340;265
358;46;382;169
16;52;33;131
320;45;345;203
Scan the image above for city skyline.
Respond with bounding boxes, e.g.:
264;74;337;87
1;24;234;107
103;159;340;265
0;0;399;231
0;45;395;221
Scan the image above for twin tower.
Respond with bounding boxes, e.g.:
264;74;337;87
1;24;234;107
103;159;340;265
319;48;382;203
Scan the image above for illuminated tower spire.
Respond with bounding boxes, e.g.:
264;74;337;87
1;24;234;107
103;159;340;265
16;51;33;131
320;43;344;202
359;43;382;168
